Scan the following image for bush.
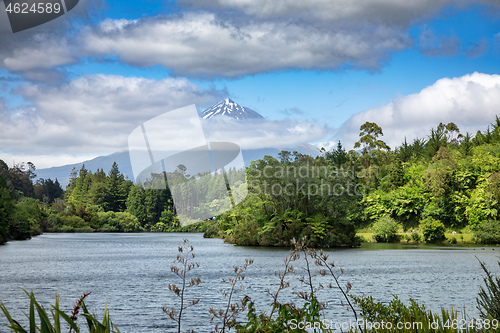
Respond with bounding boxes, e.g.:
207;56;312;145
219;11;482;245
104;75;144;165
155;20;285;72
411;231;421;243
54;215;88;232
372;216;400;243
474;220;500;244
10;198;44;239
419;217;446;243
351;294;497;332
93;212;143;232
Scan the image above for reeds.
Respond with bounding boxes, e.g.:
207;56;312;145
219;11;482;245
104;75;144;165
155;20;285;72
162;239;201;333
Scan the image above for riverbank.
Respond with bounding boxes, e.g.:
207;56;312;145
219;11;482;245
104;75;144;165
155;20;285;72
356;231;479;245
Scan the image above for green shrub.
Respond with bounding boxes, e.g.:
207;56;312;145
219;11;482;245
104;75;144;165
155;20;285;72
202;224;219;238
150;222;169;232
372;216;400;243
93;211;143;232
419;217;446;243
411;231;421;243
351;294;497;332
56;215;88;232
235;295;324;332
100;223;119;232
10;198;44;239
474;220;500;244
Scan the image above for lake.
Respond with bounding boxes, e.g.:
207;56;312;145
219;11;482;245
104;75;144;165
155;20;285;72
0;233;499;332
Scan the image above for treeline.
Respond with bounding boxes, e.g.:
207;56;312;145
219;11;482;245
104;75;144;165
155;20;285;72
357;119;500;244
0;160;63;244
210;118;500;246
4;116;500;246
0;161;188;244
49;162;186;233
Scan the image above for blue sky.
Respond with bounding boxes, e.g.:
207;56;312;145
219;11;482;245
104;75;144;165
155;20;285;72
0;0;499;168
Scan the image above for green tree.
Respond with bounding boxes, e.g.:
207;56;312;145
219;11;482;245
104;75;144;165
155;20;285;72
397;137;412;162
34;178;64;204
419;217;446;243
103;162;131;212
68;165;90;207
410;138;426;160
372;215;400;243
389;157;405;188
5;162;35;197
354;122;390;167
460;132;474;157
0;175;14;244
126;185;147;225
325;141;349;166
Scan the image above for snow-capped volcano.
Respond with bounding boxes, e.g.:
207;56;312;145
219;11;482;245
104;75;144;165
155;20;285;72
202;98;264;120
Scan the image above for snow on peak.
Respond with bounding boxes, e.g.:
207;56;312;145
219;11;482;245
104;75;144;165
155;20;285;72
202;99;264;120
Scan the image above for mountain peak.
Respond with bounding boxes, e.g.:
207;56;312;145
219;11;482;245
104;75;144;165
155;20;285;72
202;99;264;120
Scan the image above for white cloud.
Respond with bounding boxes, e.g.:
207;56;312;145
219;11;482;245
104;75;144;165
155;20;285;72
0;74;224;166
0;153;99;169
0;32;77;82
3;36;74;71
201;117;329;150
82;13;411;78
338;72;500;150
179;0;497;27
80;1;500;78
0;0;104;82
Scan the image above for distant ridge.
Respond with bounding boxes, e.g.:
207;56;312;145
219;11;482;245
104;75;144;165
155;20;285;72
35;146;320;188
36;99;322;186
35;151;134;189
202;98;264;120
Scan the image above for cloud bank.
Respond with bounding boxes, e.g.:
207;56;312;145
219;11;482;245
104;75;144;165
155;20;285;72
0;75;223;166
82;13;411;78
337;72;500;150
0;74;328;168
201;116;328;150
0;0;498;81
179;0;475;27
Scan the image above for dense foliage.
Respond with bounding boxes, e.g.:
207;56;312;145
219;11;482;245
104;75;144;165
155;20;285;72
214;152;363;247
4;116;500;246
0;161;46;243
208;117;500;246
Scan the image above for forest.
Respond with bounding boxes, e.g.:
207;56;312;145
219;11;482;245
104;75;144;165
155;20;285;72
2;117;500;246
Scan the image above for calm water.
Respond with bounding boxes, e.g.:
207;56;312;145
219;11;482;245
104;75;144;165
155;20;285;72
1;233;499;332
